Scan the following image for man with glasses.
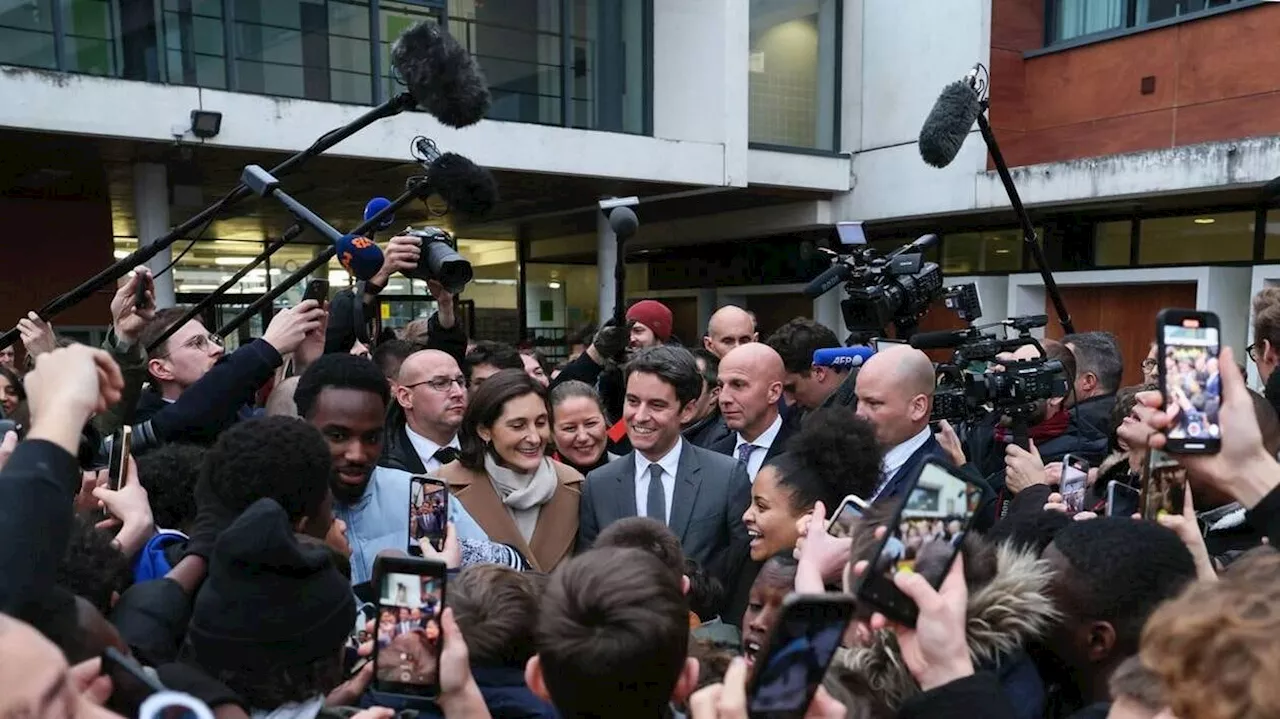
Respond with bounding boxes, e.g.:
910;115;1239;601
382;349;469;474
131;301;325;451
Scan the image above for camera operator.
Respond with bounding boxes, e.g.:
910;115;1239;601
967;339;1108;527
766;318;856;413
1062;331;1123;436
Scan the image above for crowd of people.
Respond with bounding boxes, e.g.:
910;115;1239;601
6;229;1280;719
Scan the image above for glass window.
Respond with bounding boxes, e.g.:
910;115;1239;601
164;0;227;89
1094;220;1132;266
1047;0;1250;45
380;1;445;103
1138;212;1254;265
63;0;116;76
942;229;1026;274
0;0;57;70
525;263;598;364
748;0;840;150
1260;212;1280;261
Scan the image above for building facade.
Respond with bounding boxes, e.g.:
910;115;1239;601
1;0;1277;382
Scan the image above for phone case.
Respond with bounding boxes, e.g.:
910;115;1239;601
1156;309;1222;454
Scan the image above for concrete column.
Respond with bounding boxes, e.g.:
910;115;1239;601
696;288;717;339
597;210;619;321
133;162;175;308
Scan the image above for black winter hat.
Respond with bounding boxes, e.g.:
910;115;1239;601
187;498;355;671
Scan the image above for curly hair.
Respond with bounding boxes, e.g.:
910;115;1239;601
1141;549;1280;719
135;443;206;532
56;515;133;614
683;558;724;623
766;408;882;512
202;416;332;524
294;353;389;419
215;654;344;711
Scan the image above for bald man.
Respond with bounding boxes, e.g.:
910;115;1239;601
854;345;946;501
704;305;758;359
711;343;792;481
382;349;468;474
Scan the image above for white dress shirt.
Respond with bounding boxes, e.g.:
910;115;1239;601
634;438;683;525
405;426;462;474
874;426;932;499
733;413;784;483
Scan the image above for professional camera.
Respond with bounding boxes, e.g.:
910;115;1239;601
804;228;945;338
927;314;1068;427
400;227;473;294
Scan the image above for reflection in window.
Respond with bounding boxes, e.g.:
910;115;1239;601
64;0;116;75
0;0;57;69
942;229;1025;274
1138;213;1254;265
164;0;227;89
748;0;840;150
234;0;372;103
1047;0;1249;44
1094;220;1132;266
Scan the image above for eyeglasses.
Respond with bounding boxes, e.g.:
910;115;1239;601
404;376;468;393
1248;343;1261;363
156;333;223;359
1141;359;1158;371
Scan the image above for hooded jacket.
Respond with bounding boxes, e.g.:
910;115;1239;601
833;543;1060;719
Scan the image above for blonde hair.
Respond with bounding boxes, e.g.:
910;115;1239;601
1140;549;1280;719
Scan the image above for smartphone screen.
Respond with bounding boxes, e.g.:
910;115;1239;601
373;557;446;697
1141;449;1186;520
826;495;867;539
408;476;448;555
1106;481;1140;518
852;459;982;627
1060;455;1089;514
1158;310;1221;454
745;595;855;719
107;426;132;492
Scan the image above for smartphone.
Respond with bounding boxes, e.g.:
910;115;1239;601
372;556;447;697
851;459;983;627
1141;449;1186;520
102;646;166;716
1106;480;1140;518
826;494;868;539
107;426;133;492
745;594;856;719
1156;309;1221;454
408;476;449;555
1060;454;1089;514
303;278;331;304
134;271;154;311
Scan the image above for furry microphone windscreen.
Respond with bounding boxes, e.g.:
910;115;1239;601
429;152;499;220
391;21;491;128
918;80;983;169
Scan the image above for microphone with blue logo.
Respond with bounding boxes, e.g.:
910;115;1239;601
812;345;876;371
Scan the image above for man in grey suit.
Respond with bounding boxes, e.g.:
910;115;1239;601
578;346;751;605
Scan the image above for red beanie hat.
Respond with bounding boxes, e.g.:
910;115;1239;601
627;300;673;341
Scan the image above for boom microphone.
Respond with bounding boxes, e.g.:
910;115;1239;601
918;78;983;168
813;346;876;369
392;22;491;128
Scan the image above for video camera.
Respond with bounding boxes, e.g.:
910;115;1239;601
919;314;1069;427
803;223;945;339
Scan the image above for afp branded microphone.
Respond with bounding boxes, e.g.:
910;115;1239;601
918;78;983;169
813;346;876;369
391;22;491;128
335;234;384;281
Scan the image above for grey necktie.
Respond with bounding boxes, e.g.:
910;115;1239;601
646;463;667;524
737;443;757;464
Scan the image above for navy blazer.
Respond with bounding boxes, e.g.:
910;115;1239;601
875;434;949;503
578;440;752;603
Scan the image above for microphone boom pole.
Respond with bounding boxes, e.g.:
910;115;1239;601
0;92;418;352
216;183;424;338
974;109;1075;336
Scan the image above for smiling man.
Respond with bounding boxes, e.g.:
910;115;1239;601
294;353;490;585
577;345;750;605
382;349;468;475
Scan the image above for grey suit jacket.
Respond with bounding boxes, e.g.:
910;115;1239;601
578;440;752;596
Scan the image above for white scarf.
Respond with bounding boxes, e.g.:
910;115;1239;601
484;453;558;543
